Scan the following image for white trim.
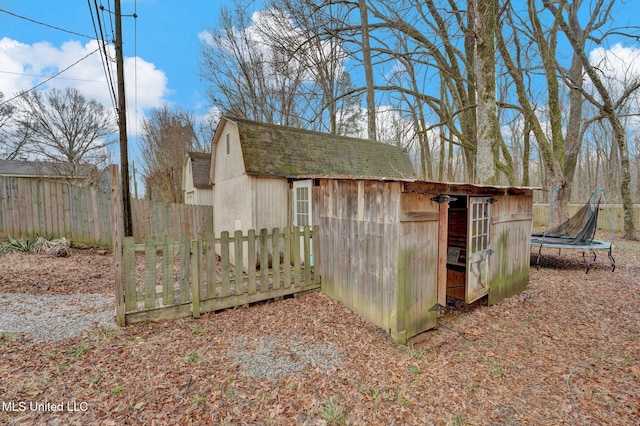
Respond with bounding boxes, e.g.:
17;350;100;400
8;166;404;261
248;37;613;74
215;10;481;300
293;179;312;227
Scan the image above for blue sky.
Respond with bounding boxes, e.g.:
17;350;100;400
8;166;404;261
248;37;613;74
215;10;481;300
2;0;640;167
1;0;246;164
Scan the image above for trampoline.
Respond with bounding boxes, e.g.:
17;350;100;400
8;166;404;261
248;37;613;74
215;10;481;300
532;188;615;273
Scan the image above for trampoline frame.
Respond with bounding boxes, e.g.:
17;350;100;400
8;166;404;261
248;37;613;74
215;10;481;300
532;188;616;274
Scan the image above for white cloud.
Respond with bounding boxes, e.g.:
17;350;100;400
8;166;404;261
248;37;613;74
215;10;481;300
589;43;640;81
0;37;169;135
588;43;640;102
588;43;640;129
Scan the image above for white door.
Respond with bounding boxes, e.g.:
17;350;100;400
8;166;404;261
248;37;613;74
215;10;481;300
293;180;313;263
293;180;312;228
466;197;493;303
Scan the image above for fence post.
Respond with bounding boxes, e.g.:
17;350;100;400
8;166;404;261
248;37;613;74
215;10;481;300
191;238;201;319
144;236;157;309
234;230;244;295
283;227;291;288
221;231;230;296
304;226;311;286
260;228;269;290
313;225;321;284
293;227;301;286
110;165;126;326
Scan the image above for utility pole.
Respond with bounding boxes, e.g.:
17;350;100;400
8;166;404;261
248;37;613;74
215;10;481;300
114;0;133;236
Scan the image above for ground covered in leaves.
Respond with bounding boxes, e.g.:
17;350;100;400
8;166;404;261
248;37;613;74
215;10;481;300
1;234;639;425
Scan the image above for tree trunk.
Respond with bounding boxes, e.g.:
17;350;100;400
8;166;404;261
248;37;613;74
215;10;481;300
612;119;636;239
472;0;499;184
522;117;531;186
359;0;376;141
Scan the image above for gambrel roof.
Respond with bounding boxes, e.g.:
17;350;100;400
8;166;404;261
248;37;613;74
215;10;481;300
216;116;416;181
185;151;212;188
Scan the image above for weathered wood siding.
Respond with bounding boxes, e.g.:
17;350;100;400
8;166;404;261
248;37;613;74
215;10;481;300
316;179;534;344
0;177;213;246
488;193;533;305
314;179;402;334
397;192;439;343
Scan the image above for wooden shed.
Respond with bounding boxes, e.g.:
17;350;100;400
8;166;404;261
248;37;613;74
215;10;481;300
314;179;534;343
209;116;535;344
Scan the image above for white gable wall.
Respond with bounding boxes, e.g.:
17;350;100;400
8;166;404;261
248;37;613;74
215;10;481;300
213;120;253;236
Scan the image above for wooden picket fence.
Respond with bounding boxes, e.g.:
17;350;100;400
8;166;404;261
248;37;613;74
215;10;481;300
118;226;321;324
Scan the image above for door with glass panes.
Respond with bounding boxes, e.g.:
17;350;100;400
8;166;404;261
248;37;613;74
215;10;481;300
293;180;312;262
465;197;493;303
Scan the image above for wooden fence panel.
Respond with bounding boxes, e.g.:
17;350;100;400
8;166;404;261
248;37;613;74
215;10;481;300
0;176;213;246
118;226;321;324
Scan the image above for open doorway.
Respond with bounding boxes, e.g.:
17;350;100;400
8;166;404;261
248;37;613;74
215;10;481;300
445;195;493;305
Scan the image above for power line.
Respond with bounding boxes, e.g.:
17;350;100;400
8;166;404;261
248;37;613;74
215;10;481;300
88;0;118;112
0;70;105;83
0;8;94;40
0;47;101;107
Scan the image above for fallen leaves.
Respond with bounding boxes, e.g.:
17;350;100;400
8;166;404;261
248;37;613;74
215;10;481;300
0;233;639;424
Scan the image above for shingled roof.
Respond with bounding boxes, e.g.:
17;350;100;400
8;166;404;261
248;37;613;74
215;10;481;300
186;152;212;188
227;117;416;180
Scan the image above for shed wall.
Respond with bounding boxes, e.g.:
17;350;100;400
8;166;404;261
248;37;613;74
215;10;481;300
397;192;440;342
252;177;290;231
314;180;402;332
487;193;534;304
214;174;252;236
213;120;252;235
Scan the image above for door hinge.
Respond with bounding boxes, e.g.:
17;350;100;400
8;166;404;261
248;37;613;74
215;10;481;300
431;194;457;204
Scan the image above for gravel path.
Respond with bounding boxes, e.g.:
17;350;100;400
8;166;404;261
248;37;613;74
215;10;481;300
0;292;118;342
228;336;342;379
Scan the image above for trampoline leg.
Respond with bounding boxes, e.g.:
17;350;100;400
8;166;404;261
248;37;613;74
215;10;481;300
608;250;616;272
582;251;591;274
535;245;543;270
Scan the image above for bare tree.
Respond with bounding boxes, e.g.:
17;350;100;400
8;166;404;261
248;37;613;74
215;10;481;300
199;4;310;126
542;0;639;239
263;0;363;135
139;105;199;203
0;91;28;160
11;88;115;185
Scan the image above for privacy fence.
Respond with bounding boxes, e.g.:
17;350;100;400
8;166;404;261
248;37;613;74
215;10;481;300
0;176;213;246
118;226;321;324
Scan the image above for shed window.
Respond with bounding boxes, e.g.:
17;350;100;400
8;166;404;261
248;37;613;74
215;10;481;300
226;132;230;155
469;198;490;254
293;180;312;227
